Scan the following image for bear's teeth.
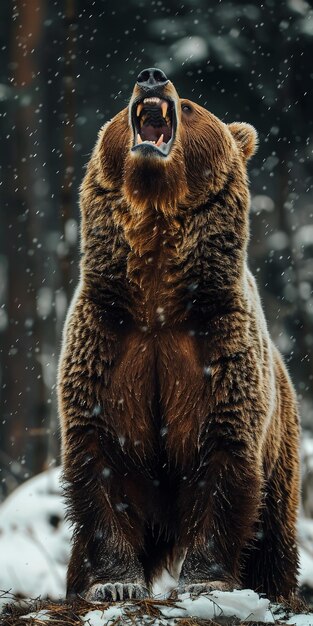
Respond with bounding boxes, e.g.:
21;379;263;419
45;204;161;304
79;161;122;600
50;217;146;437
143;97;161;105
161;102;168;118
137;103;143;117
139;98;168;119
136;134;165;147
156;134;164;147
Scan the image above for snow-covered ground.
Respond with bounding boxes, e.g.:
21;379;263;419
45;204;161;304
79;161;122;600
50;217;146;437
18;594;313;625
0;467;313;625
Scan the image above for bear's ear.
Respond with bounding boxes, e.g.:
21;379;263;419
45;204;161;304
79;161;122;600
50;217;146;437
228;122;258;160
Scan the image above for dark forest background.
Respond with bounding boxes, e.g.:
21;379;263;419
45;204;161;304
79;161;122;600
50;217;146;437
0;0;312;501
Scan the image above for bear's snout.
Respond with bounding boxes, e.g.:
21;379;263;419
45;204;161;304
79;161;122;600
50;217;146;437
136;67;169;90
130;70;179;159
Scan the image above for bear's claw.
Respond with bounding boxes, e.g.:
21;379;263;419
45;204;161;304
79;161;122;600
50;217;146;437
179;580;236;596
84;581;148;602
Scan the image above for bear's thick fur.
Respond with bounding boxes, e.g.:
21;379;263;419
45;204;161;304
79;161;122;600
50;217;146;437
58;69;300;602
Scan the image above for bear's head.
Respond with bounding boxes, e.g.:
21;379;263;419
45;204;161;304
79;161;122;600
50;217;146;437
95;68;257;215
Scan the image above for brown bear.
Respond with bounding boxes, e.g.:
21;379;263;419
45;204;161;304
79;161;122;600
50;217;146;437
58;68;300;602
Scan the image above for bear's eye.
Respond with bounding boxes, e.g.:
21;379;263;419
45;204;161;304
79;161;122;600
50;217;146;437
182;104;192;113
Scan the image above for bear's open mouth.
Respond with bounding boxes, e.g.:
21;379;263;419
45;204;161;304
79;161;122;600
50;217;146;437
131;97;176;157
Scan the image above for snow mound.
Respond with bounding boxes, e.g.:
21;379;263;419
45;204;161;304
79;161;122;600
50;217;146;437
299;517;313;589
0;467;70;606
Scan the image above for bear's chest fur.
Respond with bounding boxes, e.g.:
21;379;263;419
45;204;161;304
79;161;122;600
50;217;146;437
100;322;265;475
102;328;211;470
120;207;188;328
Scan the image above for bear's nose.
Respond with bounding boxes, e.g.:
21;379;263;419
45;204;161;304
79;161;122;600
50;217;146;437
136;67;168;89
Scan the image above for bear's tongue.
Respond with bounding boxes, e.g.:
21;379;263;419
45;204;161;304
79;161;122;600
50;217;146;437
140;123;170;143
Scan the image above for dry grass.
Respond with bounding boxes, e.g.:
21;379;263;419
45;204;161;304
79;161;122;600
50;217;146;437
276;592;309;615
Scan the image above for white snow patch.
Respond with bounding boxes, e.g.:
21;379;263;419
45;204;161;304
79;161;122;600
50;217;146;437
80;590;273;624
299;546;313;588
82;606;125;625
302;436;313;471
160;589;272;622
286;616;313;626
298;517;313;587
23;609;51;621
0;467;70;608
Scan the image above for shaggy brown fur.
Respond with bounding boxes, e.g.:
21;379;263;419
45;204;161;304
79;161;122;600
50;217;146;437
58;69;300;603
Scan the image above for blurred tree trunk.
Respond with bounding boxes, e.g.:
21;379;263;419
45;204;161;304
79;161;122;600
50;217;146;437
1;0;52;477
59;0;77;305
45;0;78;466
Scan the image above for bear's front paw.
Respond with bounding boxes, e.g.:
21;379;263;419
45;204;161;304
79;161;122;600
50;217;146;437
84;581;148;602
179;580;236;596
